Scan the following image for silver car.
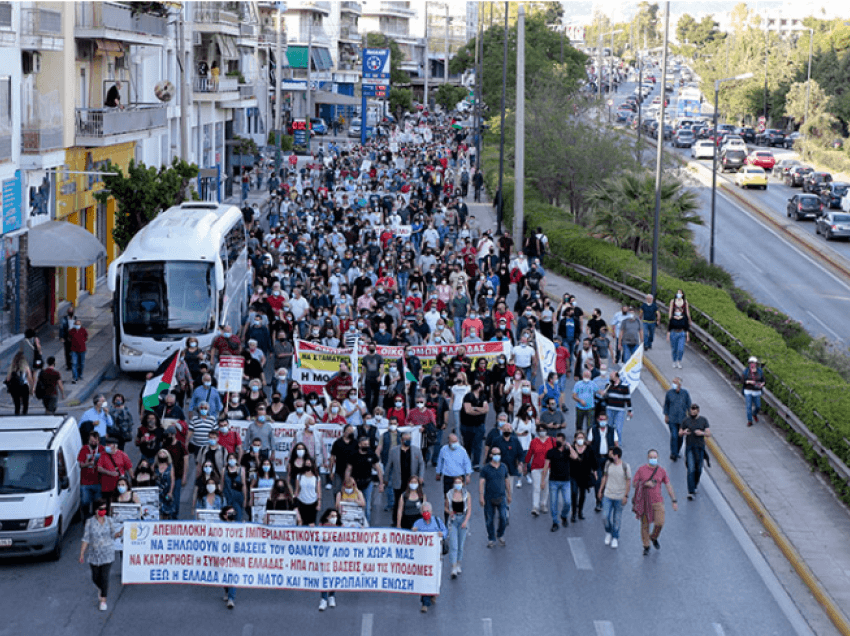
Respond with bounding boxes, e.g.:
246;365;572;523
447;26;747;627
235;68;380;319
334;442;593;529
815;212;850;241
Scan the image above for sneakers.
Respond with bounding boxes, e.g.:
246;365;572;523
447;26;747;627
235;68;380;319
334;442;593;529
652;539;661;550
604;532;612;545
451;565;458;579
526;474;533;484
611;538;618;549
319;599;328;611
531;508;539;517
227;599;235;609
643;546;651;556
561;404;568;412
420;604;428;613
551;523;559;532
561;517;569;528
516;479;522;489
753;413;759;423
99;601;107;611
328;596;336;608
687;493;694;500
498;537;506;546
594;503;602;513
456;564;462;574
223;594;230;602
487;540;495;548
325;483;332;490
570;514;577;523
747;420;753;427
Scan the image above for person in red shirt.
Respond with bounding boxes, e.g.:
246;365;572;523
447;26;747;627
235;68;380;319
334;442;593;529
69;318;88;383
423;296;445;313
211;324;241;367
525;426;555;516
216;418;243;458
493;302;515;332
387;394;407;427
78;431;104;519
554;336;571;412
267;284;286;314
97;438;133;497
376;274;396;292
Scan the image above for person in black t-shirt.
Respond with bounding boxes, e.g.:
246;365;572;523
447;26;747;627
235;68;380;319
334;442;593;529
460;382;489;469
345;439;383;525
543;432;578;532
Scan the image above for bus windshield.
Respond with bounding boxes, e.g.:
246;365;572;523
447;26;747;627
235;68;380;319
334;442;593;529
122;262;215;337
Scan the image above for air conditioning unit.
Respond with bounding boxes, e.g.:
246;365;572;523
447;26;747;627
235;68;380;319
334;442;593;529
193;31;202;46
22;51;42;75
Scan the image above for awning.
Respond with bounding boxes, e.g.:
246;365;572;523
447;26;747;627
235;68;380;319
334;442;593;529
314;90;361;106
286;46;308;69
311;47;333;71
95;39;124;54
215;34;237;60
28;221;106;268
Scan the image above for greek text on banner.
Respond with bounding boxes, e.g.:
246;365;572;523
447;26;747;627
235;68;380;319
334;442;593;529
122;521;442;595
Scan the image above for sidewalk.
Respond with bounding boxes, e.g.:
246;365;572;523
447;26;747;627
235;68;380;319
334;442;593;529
469;196;850;635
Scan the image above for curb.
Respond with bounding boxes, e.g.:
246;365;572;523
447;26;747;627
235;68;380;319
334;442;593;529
67;363;116;407
643;355;850;636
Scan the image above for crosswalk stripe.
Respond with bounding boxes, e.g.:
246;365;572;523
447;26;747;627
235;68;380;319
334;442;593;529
361;613;374;636
568;537;594;570
594;620;616;636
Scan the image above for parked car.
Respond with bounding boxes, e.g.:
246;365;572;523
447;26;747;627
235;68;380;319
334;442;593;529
735;127;756;144
756;128;786;147
746;150;776;171
691;140;715;159
673;129;694;148
785;166;814;187
784;131;802;149
735;166;768;189
786;194;824;221
820;182;850;209
803;171;832;194
310;117;328;135
721;149;747;172
815;211;850;241
772;158;801;177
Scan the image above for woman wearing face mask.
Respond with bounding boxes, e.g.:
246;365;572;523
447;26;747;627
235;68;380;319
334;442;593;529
79;498;122;611
241;438;264;486
287;443;313;487
225;394;251;421
397;475;427;530
265;478;301;524
111;476;140;507
153;450;177;519
667;293;691;370
243;381;267;416
322;400;346;426
192;461;220;509
512;404;535;484
318;508;342;610
293;459;321;526
304;391;325;421
444;476;471;579
412;502;448;613
196;478;224;513
449;373;470;435
219;506;239;608
110;394;134;452
135;412;164;464
284;381;303;412
386;393;408;427
268;392;288;422
335;476;366;513
252;456;276;493
569;431;597;523
133;459;154;488
221;452;247;521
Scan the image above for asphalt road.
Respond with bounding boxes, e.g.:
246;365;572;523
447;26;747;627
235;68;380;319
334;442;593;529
0;374;807;636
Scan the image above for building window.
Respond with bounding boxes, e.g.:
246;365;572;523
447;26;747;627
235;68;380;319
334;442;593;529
0;76;11;129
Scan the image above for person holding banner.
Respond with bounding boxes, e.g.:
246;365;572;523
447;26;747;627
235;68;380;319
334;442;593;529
318;508;342;610
79;498;122;612
196;477;224;512
111;476;140;507
222;452;248;521
345;438;383;525
413;502;448;613
294;460;321;526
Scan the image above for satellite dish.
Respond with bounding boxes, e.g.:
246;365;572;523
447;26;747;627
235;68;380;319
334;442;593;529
155;80;175;102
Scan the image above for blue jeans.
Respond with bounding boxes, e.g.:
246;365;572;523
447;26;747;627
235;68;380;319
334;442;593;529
224;587;235;601
80;484;101;518
383;464;394;509
686;446;705;494
643;322;656;349
172;480;183;518
454;321;464;344
321;591;336;601
71;350;86;381
745;393;762;423
670;331;686;362
448;514;468;564
607;408;627;445
397;271;409;294
669;421;683;459
361;482;374;525
557;374;568;402
602;496;624;539
269;213;279;228
549;480;571;522
425;429;443;466
241;183;249;202
461;425;485;468
483;498;507;541
622;342;639;363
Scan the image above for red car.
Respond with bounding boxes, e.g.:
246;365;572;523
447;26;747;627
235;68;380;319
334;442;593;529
747;150;776;170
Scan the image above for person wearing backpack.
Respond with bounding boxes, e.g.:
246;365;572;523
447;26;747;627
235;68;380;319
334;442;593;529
5;351;34;415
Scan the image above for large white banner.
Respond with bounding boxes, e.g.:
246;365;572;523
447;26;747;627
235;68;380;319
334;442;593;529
621;344;644;395
122;521;442;595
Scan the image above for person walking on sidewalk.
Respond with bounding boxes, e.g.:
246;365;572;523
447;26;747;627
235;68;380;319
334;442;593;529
5;352;34;415
632;449;678;556
662;377;691;462
598;446;630;549
479;447;511;548
640;294;661;350
38;357;65;415
667;301;690;369
59;305;75;371
472;170;484;202
69;318;88;383
680;404;711;499
741;356;765;427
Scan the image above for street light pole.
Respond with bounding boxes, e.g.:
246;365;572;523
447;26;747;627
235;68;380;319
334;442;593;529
475;5;482;170
710;72;754;265
763;25;769;122
496;0;508;236
651;1;670;298
804;27;813;131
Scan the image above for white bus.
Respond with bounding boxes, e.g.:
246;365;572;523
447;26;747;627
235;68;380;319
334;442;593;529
107;202;250;372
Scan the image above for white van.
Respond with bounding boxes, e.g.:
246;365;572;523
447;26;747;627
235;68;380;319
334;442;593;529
0;415;81;560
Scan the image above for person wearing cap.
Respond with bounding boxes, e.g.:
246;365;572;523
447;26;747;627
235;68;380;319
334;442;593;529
741;357;765;427
663;377;691;462
679;404;711;499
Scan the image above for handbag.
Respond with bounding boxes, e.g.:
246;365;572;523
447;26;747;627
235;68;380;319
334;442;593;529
34;374;46;400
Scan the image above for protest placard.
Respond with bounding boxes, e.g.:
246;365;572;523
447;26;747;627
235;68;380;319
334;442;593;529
112;503;141;551
217;356;244;393
136;487;160;520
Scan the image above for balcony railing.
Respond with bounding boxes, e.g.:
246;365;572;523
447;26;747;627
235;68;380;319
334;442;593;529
239;84;255;99
193;76;239;93
21;8;64;50
22;127;63;153
340;1;362;15
258;25;281;45
75;104;167;139
76;2;167;38
0;2;14;47
0;133;11;162
194;2;239;27
339;25;361;42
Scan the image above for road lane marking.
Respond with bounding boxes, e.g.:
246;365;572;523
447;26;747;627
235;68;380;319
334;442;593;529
738;252;765;275
713;624;726;636
568;537;593;570
361;613;373;636
482;618;493;636
594;620;616;636
806;310;844;342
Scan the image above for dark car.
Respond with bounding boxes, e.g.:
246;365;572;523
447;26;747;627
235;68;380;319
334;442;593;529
772;158;801;178
786;194;824;221
785;166;814;187
720;149;747;172
820;182;850;209
661;123;674;140
736;127;756;144
756;128;786;147
815;212;850;241
803;171;833;194
673;130;695;148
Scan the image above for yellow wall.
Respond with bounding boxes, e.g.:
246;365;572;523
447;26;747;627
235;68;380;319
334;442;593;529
56;142;135;304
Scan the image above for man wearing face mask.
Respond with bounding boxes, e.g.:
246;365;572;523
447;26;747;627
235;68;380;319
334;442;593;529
345;438;384;525
662;377;691;462
479;446;512;547
325;361;355;404
385;431;425;524
362;345;384;413
189;373;223;420
542;432;578;531
377;418;402;512
330;425;359;497
617;306;644;364
211;324;241;369
587;415;619;511
632;449;678;555
490;422;523;489
412;502;448;613
187;401;217;458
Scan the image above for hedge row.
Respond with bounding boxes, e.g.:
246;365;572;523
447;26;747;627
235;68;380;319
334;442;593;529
480;141;850;498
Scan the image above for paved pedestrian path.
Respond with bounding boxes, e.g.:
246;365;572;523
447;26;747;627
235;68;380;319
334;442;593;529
468;195;850;636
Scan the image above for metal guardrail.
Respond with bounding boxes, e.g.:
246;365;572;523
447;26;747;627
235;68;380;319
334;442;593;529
76;1;167;38
553;258;850;484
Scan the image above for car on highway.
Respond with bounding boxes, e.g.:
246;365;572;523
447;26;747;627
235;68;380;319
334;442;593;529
735;166;768;189
815;211;850;240
721;136;747;152
772;158;801;178
746;150;776;171
691;140;715;159
721;149;747;172
820;182;850;209
756;128;786;147
673;129;695;148
785;166;814;187
803;171;832;194
784;131;802;149
735;127;756;144
786;194;824;221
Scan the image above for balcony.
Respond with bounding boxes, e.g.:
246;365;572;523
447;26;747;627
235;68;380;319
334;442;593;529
193;76;240;102
285;1;331;15
21;8;64;51
364;2;415;19
22;127;63;153
193;2;240;36
339;25;361;43
75;103;167;146
239;84;255;99
340;2;362;16
76;2;167;45
0;2;15;47
258;25;283;46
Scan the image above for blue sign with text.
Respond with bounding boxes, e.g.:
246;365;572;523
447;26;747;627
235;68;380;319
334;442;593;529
2;171;22;234
362;48;391;84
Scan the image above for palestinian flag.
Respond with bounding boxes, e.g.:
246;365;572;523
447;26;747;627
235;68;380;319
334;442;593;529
402;356;417;384
142;351;180;411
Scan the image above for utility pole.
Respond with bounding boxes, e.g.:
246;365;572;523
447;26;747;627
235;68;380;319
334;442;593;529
306;15;312;154
178;5;189;161
475;6;482;169
636;53;643;164
513;5;525;247
444;4;449;84
423;2;429;109
763;25;769;122
496;0;507;236
597;27;603;104
274;6;282;174
651;1;670;298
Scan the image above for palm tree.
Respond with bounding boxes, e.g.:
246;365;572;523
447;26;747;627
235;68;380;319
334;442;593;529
586;171;701;255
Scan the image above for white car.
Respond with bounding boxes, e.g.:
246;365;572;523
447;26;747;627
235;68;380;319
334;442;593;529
691;140;715;159
722;136;747;152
